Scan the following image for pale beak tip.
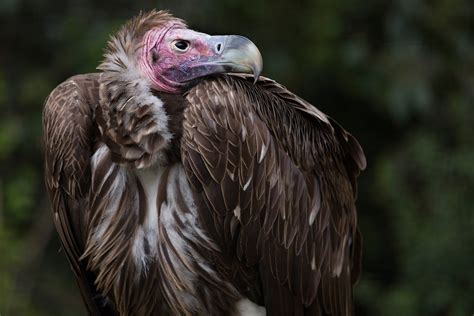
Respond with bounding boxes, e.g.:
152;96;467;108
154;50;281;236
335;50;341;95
252;57;263;84
253;71;261;84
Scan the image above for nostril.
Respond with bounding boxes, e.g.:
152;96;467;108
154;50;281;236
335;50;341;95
216;43;222;53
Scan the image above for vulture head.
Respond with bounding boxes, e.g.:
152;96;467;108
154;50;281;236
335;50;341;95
100;10;262;93
96;10;263;168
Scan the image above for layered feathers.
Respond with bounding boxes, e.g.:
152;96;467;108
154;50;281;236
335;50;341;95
182;75;365;315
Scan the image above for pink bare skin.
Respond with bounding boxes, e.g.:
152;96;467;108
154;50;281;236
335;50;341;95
139;23;263;93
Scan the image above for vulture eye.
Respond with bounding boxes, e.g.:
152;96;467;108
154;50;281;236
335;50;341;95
172;40;190;52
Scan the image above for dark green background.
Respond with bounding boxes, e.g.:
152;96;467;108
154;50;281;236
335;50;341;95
1;0;473;315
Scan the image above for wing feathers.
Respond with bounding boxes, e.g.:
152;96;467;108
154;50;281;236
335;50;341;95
182;75;365;315
43;74;114;315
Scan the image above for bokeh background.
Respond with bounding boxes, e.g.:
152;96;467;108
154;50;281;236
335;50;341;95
1;0;473;315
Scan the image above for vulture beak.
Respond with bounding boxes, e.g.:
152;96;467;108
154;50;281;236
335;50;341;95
209;35;263;82
168;34;263;84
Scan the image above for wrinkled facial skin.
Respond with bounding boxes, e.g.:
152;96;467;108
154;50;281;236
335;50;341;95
139;23;263;93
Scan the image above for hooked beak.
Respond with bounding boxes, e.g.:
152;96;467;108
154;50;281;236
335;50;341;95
170;35;263;84
208;35;263;82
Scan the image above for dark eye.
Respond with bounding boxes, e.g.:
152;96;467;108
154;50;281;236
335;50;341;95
172;40;190;52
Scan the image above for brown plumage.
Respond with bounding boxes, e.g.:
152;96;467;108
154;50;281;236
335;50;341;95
43;10;365;316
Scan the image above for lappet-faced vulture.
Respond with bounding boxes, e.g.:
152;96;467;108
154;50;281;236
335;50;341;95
43;10;366;316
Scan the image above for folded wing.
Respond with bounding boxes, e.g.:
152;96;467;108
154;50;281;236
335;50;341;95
181;74;365;315
43;74;114;315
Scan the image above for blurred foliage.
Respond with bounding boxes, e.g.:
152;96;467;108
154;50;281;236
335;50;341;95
1;0;473;315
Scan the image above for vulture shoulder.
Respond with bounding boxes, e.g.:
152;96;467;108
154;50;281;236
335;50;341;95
181;74;365;315
43;73;113;315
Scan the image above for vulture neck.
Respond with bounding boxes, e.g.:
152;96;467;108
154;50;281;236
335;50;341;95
97;41;180;169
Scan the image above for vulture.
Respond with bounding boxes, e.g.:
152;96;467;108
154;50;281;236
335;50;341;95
43;10;366;316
